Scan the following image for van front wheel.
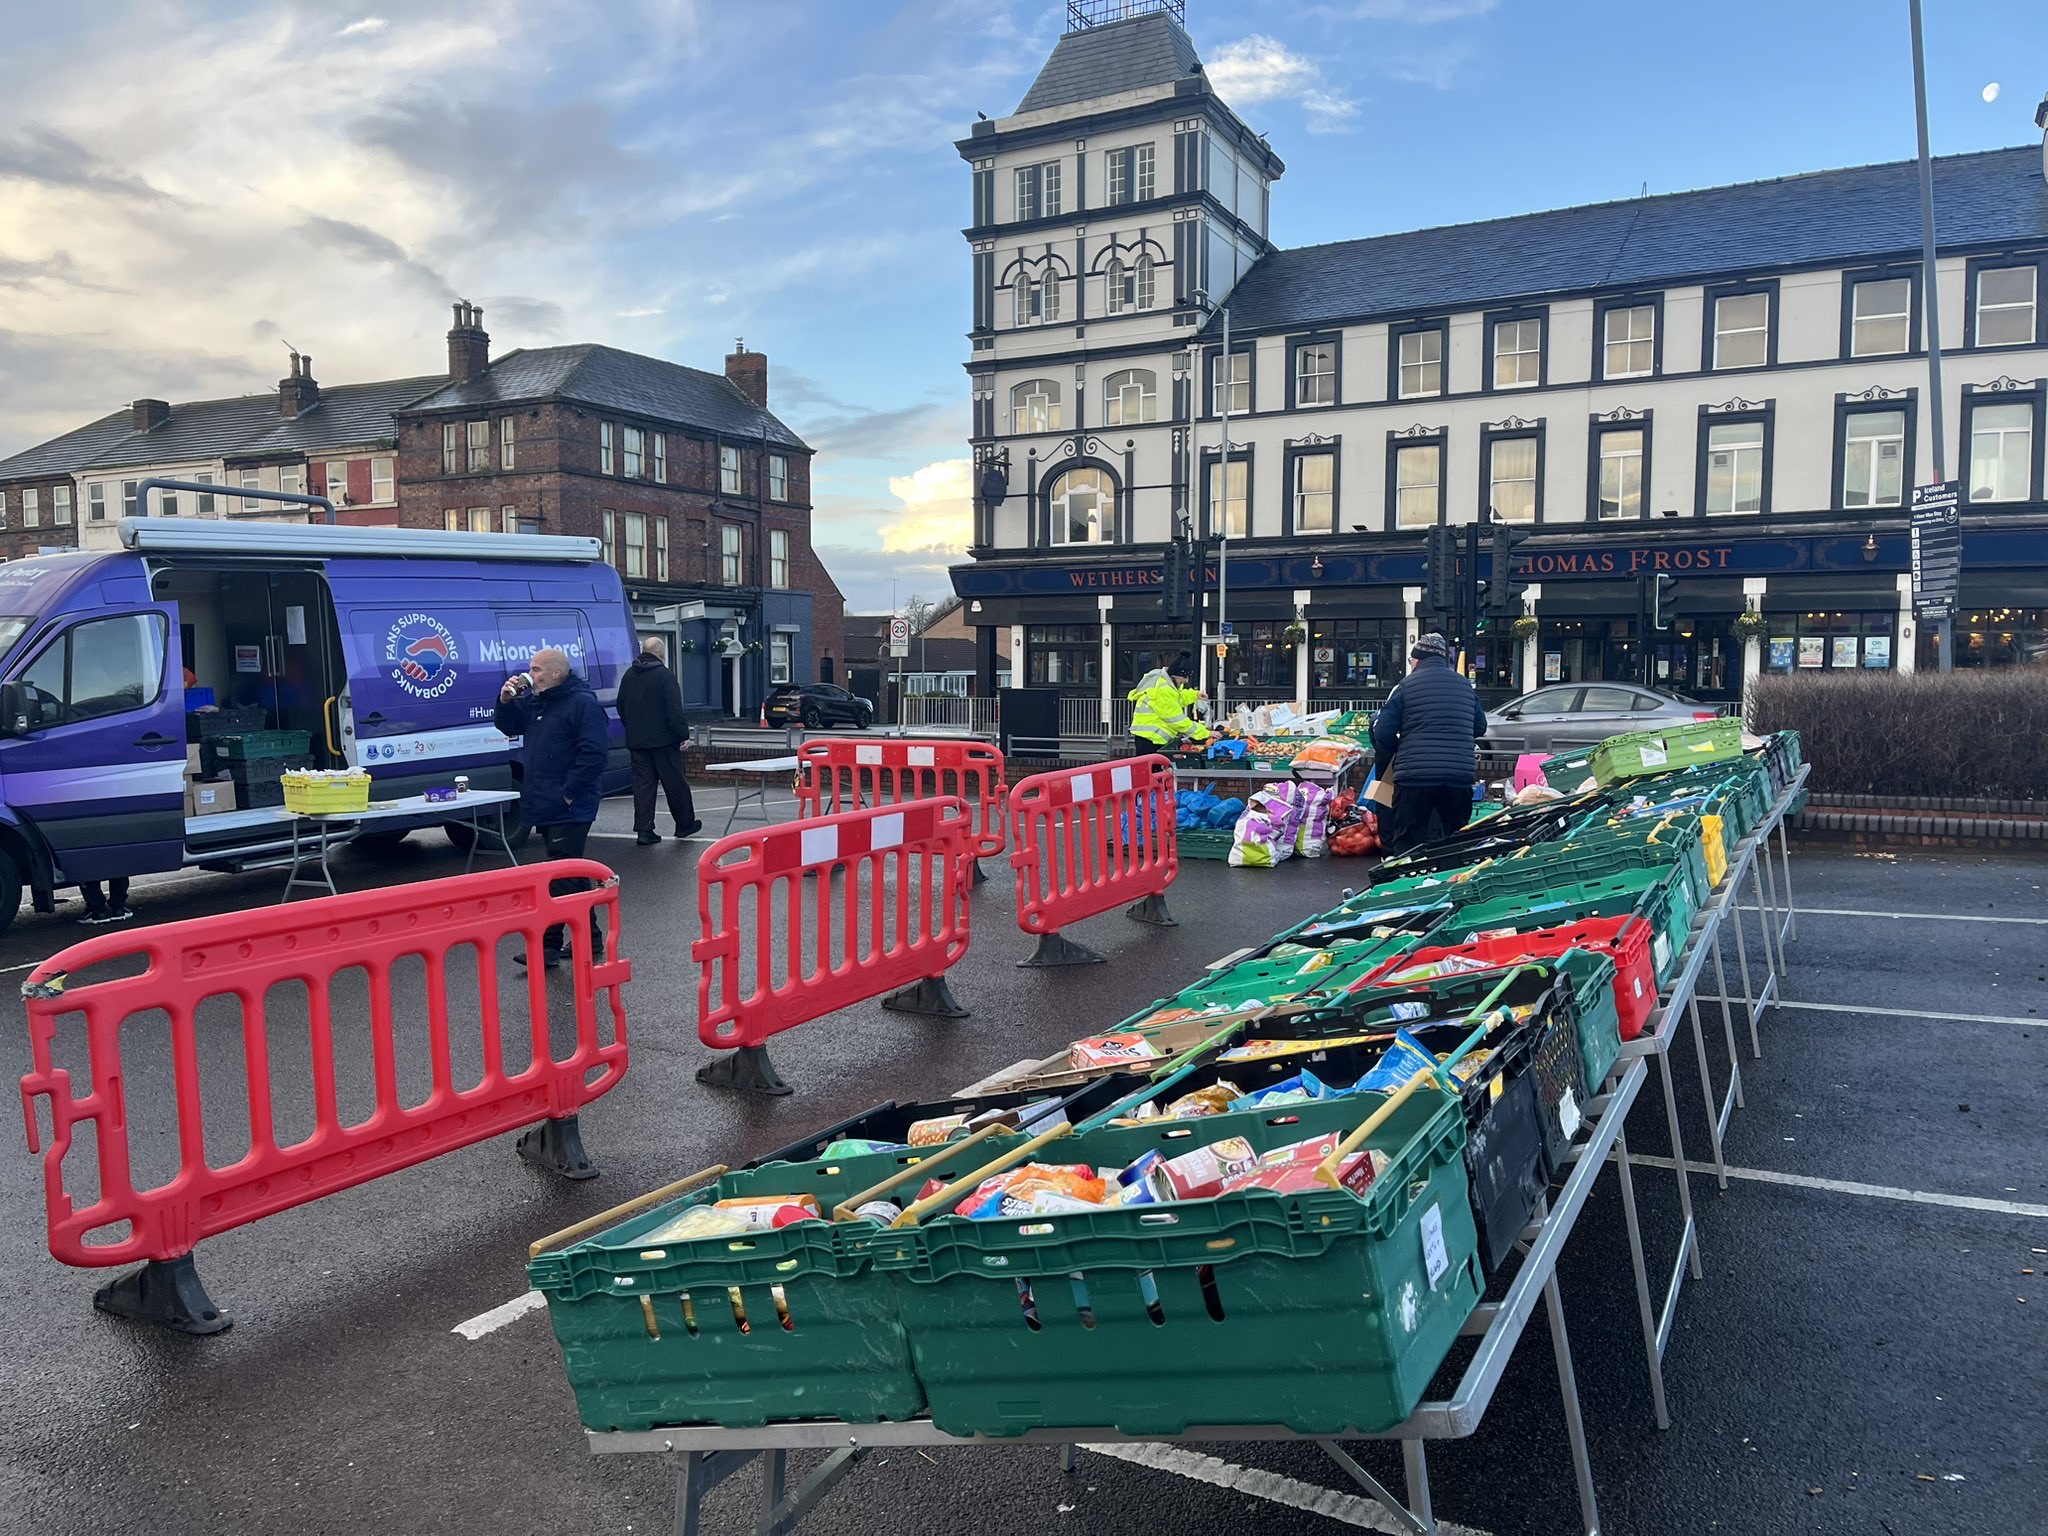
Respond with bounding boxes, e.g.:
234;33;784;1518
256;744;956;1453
444;816;532;854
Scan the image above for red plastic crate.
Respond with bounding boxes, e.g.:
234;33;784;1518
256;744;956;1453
1356;915;1658;1041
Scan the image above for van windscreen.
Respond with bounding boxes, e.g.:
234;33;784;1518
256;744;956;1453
0;617;32;660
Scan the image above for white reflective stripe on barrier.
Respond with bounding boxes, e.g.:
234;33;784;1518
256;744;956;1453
801;825;839;864
873;812;905;850
909;746;936;766
1071;772;1095;800
856;745;883;765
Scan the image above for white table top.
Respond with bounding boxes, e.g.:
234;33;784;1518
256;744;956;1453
275;787;522;824
704;756;800;774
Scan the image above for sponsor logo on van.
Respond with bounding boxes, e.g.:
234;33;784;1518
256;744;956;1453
385;613;459;700
479;636;585;665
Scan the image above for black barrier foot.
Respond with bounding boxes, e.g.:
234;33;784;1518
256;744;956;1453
1125;891;1177;928
1018;930;1105;968
971;858;989;887
696;1045;794;1096
517;1114;600;1180
94;1255;230;1335
881;975;970;1018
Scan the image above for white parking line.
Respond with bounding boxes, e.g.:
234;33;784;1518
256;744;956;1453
1772;906;2048;925
1628;1156;2048;1219
1711;998;2043;1027
452;1289;545;1340
1081;1444;1491;1535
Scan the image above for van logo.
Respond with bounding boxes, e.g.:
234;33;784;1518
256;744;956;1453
385;613;459;701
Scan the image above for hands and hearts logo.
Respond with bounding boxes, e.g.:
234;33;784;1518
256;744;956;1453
384;613;460;700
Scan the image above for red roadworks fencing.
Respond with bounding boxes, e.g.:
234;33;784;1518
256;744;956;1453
17;861;629;1336
796;738;1007;877
695;797;974;1096
1008;754;1179;967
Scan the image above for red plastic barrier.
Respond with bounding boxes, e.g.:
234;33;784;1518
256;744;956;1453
18;861;629;1332
1356;914;1658;1040
694;797;973;1094
1007;755;1178;966
795;738;1007;859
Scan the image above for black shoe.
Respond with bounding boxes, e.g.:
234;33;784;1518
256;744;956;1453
514;949;564;971
635;832;660;846
676;820;703;838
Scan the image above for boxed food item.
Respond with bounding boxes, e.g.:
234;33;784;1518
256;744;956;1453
1068;1034;1161;1071
189;779;241;816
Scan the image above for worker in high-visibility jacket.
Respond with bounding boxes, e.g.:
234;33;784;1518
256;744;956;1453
1129;653;1210;757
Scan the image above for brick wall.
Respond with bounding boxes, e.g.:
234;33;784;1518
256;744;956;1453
0;476;82;560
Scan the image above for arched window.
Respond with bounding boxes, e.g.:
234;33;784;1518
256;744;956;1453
1049;468;1115;545
1012;273;1035;327
1103;369;1157;427
1010;379;1061;435
1105;257;1127;314
1134;253;1155;310
1041;269;1061;323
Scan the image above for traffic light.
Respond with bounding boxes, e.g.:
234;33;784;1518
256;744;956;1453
1651;572;1676;631
1424;525;1459;614
1484;523;1531;617
1161;538;1190;620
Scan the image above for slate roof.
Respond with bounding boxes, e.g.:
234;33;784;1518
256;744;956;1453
1211;146;2048;335
403;345;809;451
1015;11;1203;115
0;376;441;481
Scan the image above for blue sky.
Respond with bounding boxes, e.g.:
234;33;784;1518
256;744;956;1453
2;0;2044;610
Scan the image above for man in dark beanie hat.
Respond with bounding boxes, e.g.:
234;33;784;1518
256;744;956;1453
1369;631;1487;855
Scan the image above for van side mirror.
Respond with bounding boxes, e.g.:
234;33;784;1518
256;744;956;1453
0;681;27;737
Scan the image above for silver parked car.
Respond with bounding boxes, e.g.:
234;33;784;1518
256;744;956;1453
1483;683;1723;754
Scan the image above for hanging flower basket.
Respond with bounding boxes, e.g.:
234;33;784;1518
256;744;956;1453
1733;606;1769;639
678;638;697;654
743;640;764;656
1279;622;1308;646
1510;615;1539;641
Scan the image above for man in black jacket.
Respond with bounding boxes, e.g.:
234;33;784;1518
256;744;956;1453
1370;632;1488;857
495;647;610;968
617;637;701;844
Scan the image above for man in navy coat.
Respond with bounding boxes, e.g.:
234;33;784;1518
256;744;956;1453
495;646;609;968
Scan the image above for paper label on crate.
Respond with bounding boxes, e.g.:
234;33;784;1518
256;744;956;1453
1557;1087;1583;1140
909;746;936;767
1638;745;1668;767
1653;933;1672;975
856;745;884;765
1420;1203;1450;1288
800;825;839;865
872;812;905;850
1110;764;1133;793
1071;772;1095;801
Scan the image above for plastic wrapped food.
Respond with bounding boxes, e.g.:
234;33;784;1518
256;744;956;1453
642;1204;753;1242
954;1163;1110;1220
712;1194;822;1230
819;1138;909;1158
1163;1081;1244;1119
1219;1032;1390;1063
1239;1069;1334;1109
1068;1033;1162;1071
1351;1029;1440;1095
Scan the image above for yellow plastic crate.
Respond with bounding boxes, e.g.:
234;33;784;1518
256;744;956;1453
1701;813;1728;888
282;775;372;815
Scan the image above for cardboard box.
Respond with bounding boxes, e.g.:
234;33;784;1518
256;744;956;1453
186;744;203;779
189;780;240;817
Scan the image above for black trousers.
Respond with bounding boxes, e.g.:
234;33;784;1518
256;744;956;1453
540;820;603;954
1382;784;1474;858
630;746;696;835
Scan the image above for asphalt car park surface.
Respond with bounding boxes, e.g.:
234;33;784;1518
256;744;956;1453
0;809;2042;1536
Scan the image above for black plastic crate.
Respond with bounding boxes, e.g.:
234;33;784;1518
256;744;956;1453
191;706;265;741
228;753;316;808
1407;1015;1548;1275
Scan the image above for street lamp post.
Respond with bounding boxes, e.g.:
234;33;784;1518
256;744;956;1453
1909;0;1953;671
1193;288;1233;720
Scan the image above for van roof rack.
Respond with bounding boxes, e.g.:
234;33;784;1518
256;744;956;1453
116;518;603;563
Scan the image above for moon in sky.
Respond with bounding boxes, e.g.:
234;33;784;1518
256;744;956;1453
1982;82;2000;102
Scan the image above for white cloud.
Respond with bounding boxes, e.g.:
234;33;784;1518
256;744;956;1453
615;305;665;317
1208;35;1359;132
1350;0;1498;21
878;459;973;553
337;17;389;38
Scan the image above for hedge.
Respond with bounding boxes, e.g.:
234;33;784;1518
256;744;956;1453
1747;670;2048;801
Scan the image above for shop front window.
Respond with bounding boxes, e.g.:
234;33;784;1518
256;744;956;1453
1114;623;1188;691
1305;619;1408;695
1946;608;2048;669
1763;611;1899;674
1026;624;1100;686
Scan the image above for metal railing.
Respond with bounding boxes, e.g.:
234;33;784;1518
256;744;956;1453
898;696;1000;735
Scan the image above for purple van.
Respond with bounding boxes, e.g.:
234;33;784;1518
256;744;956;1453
0;519;634;931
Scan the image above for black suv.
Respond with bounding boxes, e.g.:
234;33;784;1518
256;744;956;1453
763;682;875;730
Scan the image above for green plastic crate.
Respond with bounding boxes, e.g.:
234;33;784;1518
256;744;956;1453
1178;828;1237;861
528;1156;931;1431
1522;819;1712;912
1433;857;1702;974
1589;717;1743;786
213;728;314;761
870;1086;1482;1439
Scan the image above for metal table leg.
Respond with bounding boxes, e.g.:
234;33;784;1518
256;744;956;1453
1653;1050;1706;1280
281;815;341;902
1774;818;1799;944
1710;932;1747;1096
1609;1124;1672;1430
1687;996;1731;1189
1401;1439;1435;1536
1544;1275;1603;1536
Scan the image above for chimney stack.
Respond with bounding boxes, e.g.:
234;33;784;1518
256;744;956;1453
130;398;170;432
448;301;490;383
278;351;319;418
724;338;768;408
